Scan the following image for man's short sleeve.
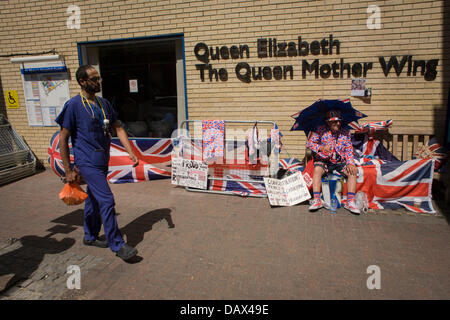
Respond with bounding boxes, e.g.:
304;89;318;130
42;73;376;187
55;100;76;132
110;102;118;124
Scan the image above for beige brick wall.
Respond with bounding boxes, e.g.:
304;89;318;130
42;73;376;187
0;0;448;167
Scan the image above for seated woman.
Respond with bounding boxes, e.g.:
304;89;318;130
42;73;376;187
306;110;360;215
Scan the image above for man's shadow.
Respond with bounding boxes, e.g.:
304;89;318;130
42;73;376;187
120;208;175;248
51;208;175;263
0;225;76;294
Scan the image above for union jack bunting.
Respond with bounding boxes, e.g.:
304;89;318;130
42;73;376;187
208;163;268;196
352;158;436;214
414;137;448;171
107;138;172;183
48;131;74;178
47;132;172;183
279;158;302;172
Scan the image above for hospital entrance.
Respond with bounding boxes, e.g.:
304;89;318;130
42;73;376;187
78;36;186;138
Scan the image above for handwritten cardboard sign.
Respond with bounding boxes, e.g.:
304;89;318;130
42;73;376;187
264;171;311;206
171;158;208;190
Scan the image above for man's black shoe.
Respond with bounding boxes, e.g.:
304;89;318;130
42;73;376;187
116;244;138;261
83;238;108;248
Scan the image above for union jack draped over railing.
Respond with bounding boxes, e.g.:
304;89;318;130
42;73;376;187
48;132;172;183
348;119;393;135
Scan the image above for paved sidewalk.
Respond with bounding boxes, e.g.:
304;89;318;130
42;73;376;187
0;169;449;300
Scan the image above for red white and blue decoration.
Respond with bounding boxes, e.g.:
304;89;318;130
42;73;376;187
48;131;74;178
414;136;448;171
278;158;302;173
107;138;172;183
290;99;367;137
353;158;435;214
349;119;393;135
208;163;268;197
48;132;172;183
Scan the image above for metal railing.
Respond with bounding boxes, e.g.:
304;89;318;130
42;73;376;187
174;120;279;197
0;115;36;185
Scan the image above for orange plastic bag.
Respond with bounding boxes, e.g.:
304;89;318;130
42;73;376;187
59;182;88;205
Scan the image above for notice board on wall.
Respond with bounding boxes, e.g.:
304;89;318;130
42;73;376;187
20;60;70;126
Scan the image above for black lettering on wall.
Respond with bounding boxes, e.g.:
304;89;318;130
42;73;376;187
379;55;409;76
288;42;297;57
219;68;228;81
320;64;331;78
220;46;229;59
210;47;220;61
263;66;272;80
273;66;283;80
425;59;438;81
196;64;207;81
252;67;263;80
240;45;250;59
277;42;287;57
310;41;321;55
340;58;351;78
303;59;319;78
352;63;362;77
298;36;309;56
257;39;268;58
230;46;240;59
236;62;251;83
194;43;209;63
284;65;294;79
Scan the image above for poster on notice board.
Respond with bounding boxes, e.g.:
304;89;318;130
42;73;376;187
21;60;70;127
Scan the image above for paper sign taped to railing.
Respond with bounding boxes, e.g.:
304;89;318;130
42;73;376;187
264;172;311;206
171;158;208;190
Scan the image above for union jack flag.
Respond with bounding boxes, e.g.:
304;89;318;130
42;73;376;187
48;131;74;178
47;131;172;183
352;133;399;164
108;138;172;183
352;158;435;213
349;119;393;135
279;158;302;172
208;163;268;196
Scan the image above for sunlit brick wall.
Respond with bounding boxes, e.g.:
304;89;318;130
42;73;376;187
0;0;448;167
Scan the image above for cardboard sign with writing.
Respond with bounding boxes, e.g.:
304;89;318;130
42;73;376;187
171;158;208;190
264;172;311;206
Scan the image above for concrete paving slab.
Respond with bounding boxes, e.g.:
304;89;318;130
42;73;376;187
0;169;449;300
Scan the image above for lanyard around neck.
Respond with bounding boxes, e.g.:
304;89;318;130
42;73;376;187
80;92;106;121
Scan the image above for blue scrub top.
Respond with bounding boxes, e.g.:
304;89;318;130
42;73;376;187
56;94;118;168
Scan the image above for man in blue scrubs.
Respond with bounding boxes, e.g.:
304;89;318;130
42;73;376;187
56;65;139;261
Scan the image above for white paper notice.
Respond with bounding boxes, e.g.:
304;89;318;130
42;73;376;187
129;79;138;93
171;158;208;190
264;172;311;206
21;62;70;127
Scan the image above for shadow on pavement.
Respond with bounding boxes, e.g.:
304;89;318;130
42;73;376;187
51;209;84;227
432;180;450;225
120;208;174;248
50;208;174;264
0;231;75;294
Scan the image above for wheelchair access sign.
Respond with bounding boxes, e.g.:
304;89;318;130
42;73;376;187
5;90;20;109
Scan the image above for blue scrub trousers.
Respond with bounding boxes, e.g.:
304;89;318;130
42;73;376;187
78;165;125;252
